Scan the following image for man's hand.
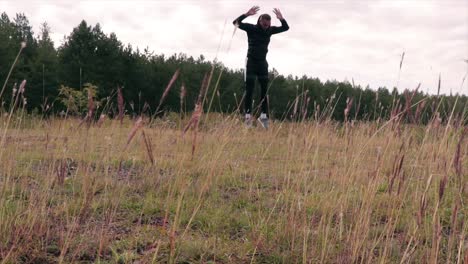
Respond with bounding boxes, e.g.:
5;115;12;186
245;6;260;16
273;8;284;20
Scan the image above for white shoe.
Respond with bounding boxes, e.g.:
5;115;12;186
245;116;253;128
257;116;269;129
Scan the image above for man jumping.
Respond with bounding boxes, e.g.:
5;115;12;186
233;6;289;129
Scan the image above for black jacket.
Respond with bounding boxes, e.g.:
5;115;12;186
233;14;289;61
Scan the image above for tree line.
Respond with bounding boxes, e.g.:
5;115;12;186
1;12;466;123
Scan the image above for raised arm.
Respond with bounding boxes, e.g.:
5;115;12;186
271;8;289;34
233;6;259;31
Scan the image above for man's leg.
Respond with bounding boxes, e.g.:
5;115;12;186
258;60;269;117
258;77;269;116
244;59;256;126
245;77;255;115
257;60;269;128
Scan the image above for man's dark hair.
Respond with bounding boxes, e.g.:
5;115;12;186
258;14;271;21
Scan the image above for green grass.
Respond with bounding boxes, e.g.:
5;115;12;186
0;114;466;263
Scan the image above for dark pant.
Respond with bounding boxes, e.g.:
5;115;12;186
245;58;269;116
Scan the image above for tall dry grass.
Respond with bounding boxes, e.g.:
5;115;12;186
0;42;466;264
0;97;466;263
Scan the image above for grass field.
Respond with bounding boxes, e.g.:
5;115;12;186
0;112;466;263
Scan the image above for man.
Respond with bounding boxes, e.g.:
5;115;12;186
233;6;289;129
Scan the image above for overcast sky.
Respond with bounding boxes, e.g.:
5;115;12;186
2;0;467;95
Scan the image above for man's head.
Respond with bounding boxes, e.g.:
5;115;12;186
257;14;271;29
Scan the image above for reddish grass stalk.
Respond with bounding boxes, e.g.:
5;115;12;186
396;156;406;195
302;96;310;121
417;174;433;226
314;103;320;121
446;198;460;262
142;102;150;114
156;69;180;114
117;86;124;124
87;88;95;126
18;79;26;95
437;73;441;97
431;213;442;263
141;129;155;165
56;160;67;186
403;85;420;123
180;83;186;113
453;128;465;178
10;80;26;112
432;112;442;131
399;51;405;70
292;97;299;120
414;100;426;123
125;116;143;149
183;73;208;135
389;142;405;194
97;114;106;128
183;73;209;159
344;97;354;122
390;101;403;134
438;174;448;202
190;105;202;158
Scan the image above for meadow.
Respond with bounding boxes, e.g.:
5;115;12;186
0;109;466;263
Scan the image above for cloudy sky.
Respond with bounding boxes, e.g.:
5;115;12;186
2;0;467;95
